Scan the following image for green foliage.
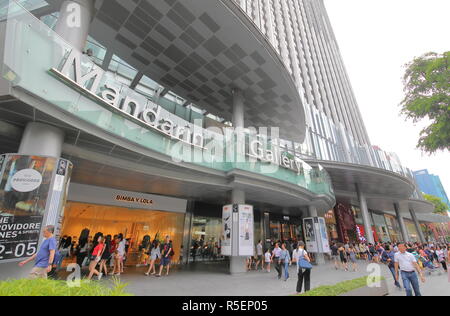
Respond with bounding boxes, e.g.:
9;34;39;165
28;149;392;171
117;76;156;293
0;278;133;296
400;51;450;153
298;276;385;297
423;193;449;215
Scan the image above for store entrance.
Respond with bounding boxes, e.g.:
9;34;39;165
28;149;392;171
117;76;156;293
59;202;185;266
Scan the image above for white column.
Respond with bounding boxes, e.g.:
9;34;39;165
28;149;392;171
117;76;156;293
55;0;95;52
230;188;247;274
355;184;375;244
409;208;425;243
18;122;64;158
394;202;409;242
232;88;245;128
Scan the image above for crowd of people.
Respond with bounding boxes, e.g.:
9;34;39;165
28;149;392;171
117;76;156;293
18;225;448;296
29;229;177;281
329;240;450;296
244;239;313;295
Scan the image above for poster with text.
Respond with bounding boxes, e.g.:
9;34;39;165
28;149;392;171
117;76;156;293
238;205;254;256
0;155;56;262
318;217;330;253
303;217;318;253
221;205;232;256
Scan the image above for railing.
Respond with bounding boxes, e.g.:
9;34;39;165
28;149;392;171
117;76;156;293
0;1;335;201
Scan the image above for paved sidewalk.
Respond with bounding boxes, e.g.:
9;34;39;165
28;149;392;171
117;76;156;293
94;261;449;296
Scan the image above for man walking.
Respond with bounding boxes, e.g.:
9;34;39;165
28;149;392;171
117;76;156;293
19;225;57;279
394;243;425;296
255;240;264;271
271;243;282;279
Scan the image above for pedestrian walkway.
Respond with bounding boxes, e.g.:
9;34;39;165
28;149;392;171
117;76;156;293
100;261;449;296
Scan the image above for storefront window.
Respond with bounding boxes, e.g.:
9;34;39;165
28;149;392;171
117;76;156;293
60;202;185;266
371;212;391;243
351;205;364;225
190;216;223;262
324;209;339;242
384;214;401;243
404;219;419;242
270;220;281;241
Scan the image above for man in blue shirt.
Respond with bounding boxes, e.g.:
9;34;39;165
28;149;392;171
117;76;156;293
382;245;401;289
19;225;57;279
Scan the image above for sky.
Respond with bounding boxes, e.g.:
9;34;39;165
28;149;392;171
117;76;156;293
323;0;450;198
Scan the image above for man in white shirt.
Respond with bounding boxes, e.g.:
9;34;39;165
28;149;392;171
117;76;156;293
394;243;425;296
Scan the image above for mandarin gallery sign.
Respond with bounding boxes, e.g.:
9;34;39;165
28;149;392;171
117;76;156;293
50;50;307;176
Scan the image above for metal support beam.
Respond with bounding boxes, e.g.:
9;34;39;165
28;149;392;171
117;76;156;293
394;202;409;242
129;72;144;90
355;184;375;244
101;50;114;71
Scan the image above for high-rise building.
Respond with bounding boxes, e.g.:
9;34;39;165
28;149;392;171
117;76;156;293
0;0;447;278
414;170;450;210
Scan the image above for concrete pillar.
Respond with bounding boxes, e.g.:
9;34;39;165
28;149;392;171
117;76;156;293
355;184;375;244
230;188;247;274
308;205;318;217
409;208;425;243
232;88;245;128
18;122;64;158
394;202;409;242
55;0;95;52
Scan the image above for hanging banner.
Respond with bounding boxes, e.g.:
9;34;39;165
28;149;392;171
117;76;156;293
238;205;254;256
318;217;330;253
221;205;233;256
303;217;318;253
0;154;72;263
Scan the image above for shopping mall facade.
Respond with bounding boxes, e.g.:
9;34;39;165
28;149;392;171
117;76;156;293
0;0;448;278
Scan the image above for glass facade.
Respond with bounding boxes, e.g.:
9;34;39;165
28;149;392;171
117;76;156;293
60;202;185;265
384;214;401;243
371;212;391;243
404;219;419;243
190;216;223;262
324;209;339;242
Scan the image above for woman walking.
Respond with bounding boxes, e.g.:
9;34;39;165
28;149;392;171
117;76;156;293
280;243;291;281
296;241;312;294
57;236;71;270
348;245;358;272
145;241;161;276
87;235;105;280
338;243;348;271
99;235;112;277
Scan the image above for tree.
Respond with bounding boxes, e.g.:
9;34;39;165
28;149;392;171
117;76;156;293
400;51;450;153
423;193;449;215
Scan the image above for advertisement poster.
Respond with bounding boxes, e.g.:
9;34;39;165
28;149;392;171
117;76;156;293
238;205;253;256
221;205;232;256
303;217;318;253
0;155;56;262
318;217;330;253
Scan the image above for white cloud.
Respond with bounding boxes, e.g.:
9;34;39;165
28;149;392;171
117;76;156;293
323;0;450;196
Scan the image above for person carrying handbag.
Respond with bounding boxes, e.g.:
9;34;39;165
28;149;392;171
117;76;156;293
296;241;312;294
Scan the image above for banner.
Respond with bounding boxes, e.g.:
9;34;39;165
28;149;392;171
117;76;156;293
221;205;232;256
303;217;318;253
318;217;330;253
0;154;72;263
238;205;254;256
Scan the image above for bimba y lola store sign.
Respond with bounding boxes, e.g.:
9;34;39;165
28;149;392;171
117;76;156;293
50;50;307;176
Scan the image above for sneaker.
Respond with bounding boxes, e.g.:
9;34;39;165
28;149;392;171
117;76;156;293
98;273;103;281
156;274;161;277
145;272;149;276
